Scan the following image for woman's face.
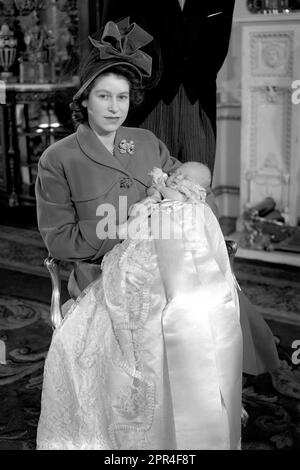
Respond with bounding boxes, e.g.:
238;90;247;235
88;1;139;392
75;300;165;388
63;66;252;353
82;73;130;136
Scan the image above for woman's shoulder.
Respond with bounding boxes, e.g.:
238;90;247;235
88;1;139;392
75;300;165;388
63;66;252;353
39;131;78;166
120;126;158;143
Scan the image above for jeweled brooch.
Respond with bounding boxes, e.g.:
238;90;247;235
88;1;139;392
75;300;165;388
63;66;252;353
117;139;135;155
119;177;133;189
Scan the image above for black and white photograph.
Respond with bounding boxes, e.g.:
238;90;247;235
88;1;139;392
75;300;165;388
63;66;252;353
0;0;300;453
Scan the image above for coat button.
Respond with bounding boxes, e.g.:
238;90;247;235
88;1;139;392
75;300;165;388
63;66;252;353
120;177;133;189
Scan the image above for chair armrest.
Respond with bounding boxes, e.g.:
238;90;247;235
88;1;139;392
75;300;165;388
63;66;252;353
241;406;249;428
225;239;238;268
44;257;63;329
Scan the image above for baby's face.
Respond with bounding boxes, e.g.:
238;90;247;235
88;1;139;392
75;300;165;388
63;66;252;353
172;164;211;188
166;168;184;188
167;166;201;188
167;163;211;193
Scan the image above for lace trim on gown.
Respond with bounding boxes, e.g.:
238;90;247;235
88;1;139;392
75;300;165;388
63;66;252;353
37;238;160;450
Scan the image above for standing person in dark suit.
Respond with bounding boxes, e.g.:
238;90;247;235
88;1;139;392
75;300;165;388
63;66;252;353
99;0;235;174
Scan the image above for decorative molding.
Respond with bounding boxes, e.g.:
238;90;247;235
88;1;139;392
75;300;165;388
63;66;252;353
216;102;241;121
217;104;241;110
217;115;241;121
234;12;300;23
250;31;294;77
250;85;292;168
238;18;300;225
259;85;289;103
246;85;292;214
249;90;258;170
213;186;240;197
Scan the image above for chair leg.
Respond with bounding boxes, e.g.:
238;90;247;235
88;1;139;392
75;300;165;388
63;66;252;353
44;257;63;329
241;406;249;428
225;239;241;291
225;239;238;267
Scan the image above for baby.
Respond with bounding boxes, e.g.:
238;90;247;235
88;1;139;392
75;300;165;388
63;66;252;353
117;162;217;240
147;161;212;204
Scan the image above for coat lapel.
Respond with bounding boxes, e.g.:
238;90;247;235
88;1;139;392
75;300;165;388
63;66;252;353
76;124;126;174
116;127;150;187
76;124;149;188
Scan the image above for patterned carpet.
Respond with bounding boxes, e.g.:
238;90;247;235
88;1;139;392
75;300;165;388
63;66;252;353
236;259;300;450
242;371;300;450
0;253;300;449
235;259;300;325
0;296;52;450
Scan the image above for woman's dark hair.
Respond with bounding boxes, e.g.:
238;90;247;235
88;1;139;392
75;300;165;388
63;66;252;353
70;57;145;126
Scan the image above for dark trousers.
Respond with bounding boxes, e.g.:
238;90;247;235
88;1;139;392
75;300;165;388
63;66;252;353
141;85;216;175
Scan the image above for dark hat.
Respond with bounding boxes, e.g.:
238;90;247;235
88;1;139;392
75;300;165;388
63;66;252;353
73;18;154;100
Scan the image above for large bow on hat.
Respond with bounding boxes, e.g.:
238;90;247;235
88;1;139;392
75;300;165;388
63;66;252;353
89;18;153;77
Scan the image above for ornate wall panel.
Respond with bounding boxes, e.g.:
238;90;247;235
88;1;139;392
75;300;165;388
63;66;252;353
250;32;293;77
240;21;300;225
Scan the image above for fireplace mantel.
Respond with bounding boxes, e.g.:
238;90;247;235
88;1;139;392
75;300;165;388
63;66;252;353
234;11;300;23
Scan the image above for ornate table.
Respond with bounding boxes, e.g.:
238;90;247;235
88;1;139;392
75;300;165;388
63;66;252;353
0;82;76;207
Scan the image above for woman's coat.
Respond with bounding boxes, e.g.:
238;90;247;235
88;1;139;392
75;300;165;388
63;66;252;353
35;123;180;296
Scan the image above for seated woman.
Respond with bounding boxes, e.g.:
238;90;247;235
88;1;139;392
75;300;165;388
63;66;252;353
37;161;243;450
35;18;180;300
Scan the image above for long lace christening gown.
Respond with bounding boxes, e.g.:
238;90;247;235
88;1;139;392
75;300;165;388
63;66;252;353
37;200;243;450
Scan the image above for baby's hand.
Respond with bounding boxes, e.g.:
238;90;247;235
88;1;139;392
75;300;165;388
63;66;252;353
146;186;162;202
160;186;185;202
149;167;168;186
